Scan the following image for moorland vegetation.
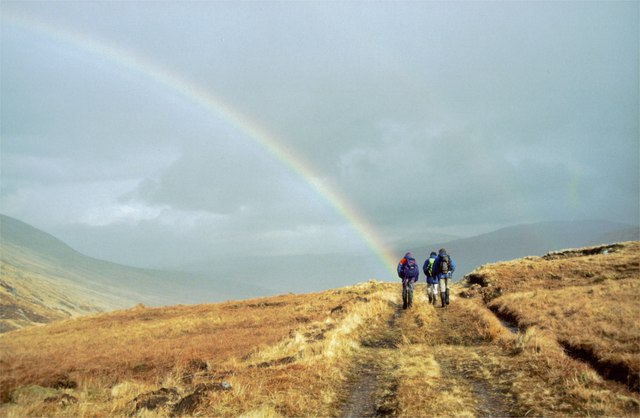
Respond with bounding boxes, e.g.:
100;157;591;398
0;242;638;417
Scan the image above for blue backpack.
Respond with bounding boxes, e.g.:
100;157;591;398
403;257;419;279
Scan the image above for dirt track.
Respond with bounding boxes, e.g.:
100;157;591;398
339;290;517;417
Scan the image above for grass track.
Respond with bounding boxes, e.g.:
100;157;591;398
338;288;516;417
2;241;640;418
338;280;640;418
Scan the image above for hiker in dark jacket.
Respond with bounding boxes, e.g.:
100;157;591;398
397;252;419;309
432;248;456;308
423;252;438;306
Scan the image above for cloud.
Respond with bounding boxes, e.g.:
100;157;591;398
1;1;637;272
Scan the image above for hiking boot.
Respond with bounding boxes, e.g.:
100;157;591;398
440;293;446;308
446;289;450;305
428;294;433;304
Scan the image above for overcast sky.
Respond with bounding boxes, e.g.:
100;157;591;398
2;1;638;275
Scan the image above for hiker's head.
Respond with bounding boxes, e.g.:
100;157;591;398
439;248;447;256
405;252;412;258
430;251;437;257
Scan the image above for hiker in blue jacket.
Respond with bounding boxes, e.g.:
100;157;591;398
423;251;438;306
432;248;456;308
397;252;419;310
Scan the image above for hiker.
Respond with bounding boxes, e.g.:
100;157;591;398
432;248;456;308
423;251;438;306
397;252;419;309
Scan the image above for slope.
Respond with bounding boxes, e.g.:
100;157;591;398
459;240;640;392
0;215;268;332
409;220;639;279
1;242;638;417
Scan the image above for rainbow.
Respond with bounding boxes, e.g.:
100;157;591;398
4;13;399;277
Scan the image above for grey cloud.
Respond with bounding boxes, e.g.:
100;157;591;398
1;1;637;271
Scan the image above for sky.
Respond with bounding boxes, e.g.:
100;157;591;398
1;1;638;279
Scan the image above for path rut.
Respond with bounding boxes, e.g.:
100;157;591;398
340;305;401;417
339;290;517;417
434;303;516;417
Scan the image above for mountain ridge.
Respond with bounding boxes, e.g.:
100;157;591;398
176;220;639;293
406;219;639;279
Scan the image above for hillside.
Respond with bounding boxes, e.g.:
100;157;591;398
458;240;640;391
0;215;268;332
1;241;638;417
408;220;639;279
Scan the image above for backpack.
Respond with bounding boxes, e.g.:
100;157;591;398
397;259;406;278
403;257;419;279
440;254;450;274
426;258;435;277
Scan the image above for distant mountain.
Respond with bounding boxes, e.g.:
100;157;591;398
177;220;640;293
0;215;269;331
591;226;640;246
391;232;460;252
407;220;639;280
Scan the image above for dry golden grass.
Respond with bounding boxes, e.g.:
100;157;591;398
490;280;640;386
460;242;640;392
462;241;640;299
453;240;640;415
2;242;639;417
0;280;398;417
380;295;518;418
377;290;639;417
499;323;640;416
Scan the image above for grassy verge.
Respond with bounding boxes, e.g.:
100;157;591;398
453;241;640;415
489;280;640;390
